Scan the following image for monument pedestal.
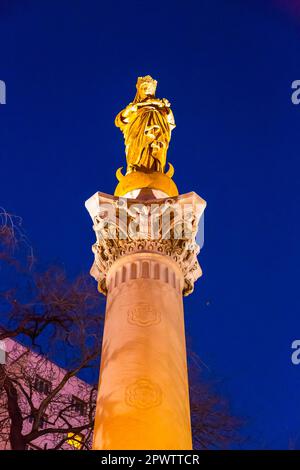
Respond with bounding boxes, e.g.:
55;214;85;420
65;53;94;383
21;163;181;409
86;191;206;449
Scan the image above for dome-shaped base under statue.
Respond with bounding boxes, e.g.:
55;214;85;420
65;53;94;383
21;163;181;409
114;166;179;197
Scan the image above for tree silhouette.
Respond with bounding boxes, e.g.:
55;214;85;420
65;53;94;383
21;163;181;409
0;209;240;450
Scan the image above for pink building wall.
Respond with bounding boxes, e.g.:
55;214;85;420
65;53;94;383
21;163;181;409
0;338;93;450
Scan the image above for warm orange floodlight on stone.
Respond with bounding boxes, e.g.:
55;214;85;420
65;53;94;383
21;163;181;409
114;164;178;197
85;76;206;450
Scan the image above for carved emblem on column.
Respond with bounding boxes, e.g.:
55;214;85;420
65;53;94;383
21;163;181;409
127;303;161;327
125;378;162;410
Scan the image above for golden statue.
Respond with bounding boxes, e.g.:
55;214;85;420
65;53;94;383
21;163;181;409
114;76;178;197
115;76;175;174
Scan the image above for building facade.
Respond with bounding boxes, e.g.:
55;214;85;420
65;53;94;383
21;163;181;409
0;338;94;450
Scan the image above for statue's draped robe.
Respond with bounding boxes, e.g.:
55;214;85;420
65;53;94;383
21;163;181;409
115;101;175;173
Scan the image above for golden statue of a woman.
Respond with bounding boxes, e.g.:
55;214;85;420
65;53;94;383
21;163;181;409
115;76;175;174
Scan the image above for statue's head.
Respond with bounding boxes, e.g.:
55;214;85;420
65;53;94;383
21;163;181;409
135;75;157;100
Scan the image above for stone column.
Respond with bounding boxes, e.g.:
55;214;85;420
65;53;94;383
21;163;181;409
85;191;206;450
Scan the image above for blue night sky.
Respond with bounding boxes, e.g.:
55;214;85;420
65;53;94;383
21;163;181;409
1;0;300;449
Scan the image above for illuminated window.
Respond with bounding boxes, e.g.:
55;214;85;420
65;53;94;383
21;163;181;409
67;433;83;449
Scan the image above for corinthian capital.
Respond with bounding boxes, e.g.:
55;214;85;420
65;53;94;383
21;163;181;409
85;192;206;296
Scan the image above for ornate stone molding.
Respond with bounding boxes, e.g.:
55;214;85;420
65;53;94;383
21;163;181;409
85;191;206;296
106;253;183;297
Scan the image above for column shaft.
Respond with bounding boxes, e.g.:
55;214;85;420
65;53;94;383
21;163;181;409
93;253;192;450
